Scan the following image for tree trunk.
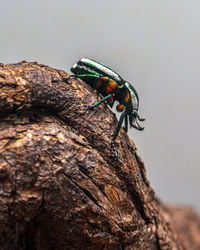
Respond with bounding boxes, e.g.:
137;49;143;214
0;61;199;249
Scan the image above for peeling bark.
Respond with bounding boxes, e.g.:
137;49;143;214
0;61;199;249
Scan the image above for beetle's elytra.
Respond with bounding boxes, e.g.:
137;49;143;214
65;58;145;158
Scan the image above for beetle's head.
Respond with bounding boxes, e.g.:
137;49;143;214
124;81;145;130
129;110;145;131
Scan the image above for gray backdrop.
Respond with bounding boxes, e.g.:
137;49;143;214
1;0;199;210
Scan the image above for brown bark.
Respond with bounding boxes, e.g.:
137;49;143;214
0;61;199;249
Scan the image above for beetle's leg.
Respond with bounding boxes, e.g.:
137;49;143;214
111;107;127;159
90;93;114;109
74;74;101;84
64;74;101;84
63;75;77;82
124;113;128;133
112;106;127;142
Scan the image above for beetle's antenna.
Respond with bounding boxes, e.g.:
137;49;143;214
137;115;145;121
135;118;144;130
129;116;144;130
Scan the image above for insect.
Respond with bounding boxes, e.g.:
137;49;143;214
65;58;145;158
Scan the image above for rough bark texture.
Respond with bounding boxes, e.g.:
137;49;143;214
0;61;199;249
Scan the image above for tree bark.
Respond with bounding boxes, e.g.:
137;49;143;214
0;61;199;249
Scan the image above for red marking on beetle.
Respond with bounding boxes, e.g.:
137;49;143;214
106;86;113;94
125;92;130;103
101;76;109;82
95;79;102;89
116;104;125;112
108;79;117;89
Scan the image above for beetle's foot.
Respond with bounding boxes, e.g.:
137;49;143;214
63;75;76;82
84;104;94;111
131;124;144;131
111;140;118;160
89;105;95;110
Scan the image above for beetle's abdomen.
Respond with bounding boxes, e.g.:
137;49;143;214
95;77;117;94
115;88;133;112
94;77;118;105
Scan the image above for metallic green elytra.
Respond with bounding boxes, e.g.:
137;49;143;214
65;58;145;158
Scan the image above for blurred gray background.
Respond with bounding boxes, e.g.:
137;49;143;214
0;0;199;210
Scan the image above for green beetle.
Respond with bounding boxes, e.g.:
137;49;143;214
65;58;145;158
